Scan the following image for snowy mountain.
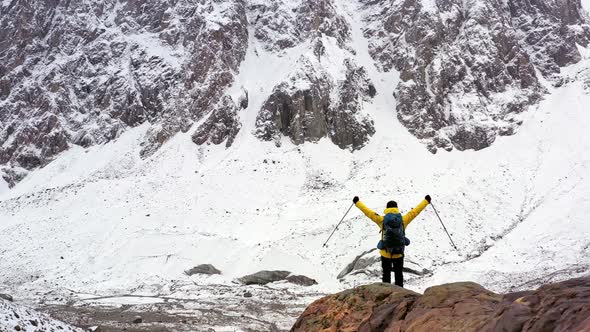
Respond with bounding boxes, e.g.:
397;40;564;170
1;0;590;329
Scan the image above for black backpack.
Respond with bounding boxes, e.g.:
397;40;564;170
378;213;406;255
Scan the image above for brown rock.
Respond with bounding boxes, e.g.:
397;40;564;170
484;277;590;332
400;282;501;331
292;277;590;332
291;283;420;332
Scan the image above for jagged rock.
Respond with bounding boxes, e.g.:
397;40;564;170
0;0;248;180
255;58;331;146
184;264;221;276
0;294;13;302
509;0;590;78
248;0;351;52
291;276;590;332
359;0;590;152
238;270;291;285
255;56;375;150
191;96;242;148
328;59;376;149
132;316;142;324
286;275;318;286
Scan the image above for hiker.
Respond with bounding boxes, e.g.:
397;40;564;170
352;195;431;287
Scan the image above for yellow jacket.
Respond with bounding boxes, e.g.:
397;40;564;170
355;199;429;258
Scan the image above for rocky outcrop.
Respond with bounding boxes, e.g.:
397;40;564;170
184;264;222;276
286;275;318;286
255;56;375;150
337;249;431;282
360;0;589;153
239;270;292;285
238;270;317;286
509;0;590;79
0;294;13;302
291;276;590;332
191;96;242;148
248;0;351;53
0;0;249;185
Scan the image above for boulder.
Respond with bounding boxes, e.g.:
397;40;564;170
484;277;590;331
238;271;291;285
185;264;221;276
292;283;420;331
291;276;590;332
0;294;13;302
286;275;318;287
338;249;431;280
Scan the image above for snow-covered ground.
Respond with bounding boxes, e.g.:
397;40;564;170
1;0;590;329
0;299;83;332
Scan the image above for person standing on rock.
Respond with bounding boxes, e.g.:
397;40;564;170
352;195;431;287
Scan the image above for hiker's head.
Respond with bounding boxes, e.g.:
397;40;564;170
386;201;398;208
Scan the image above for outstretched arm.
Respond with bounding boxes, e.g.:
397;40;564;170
353;197;384;226
402;195;431;228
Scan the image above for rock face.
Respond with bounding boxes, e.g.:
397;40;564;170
252;0;376;151
1;0;589;185
291;276;590;332
0;0;249;185
184;264;222;276
254;56;375;150
360;0;589;152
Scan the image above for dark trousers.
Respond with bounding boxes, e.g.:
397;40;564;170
381;256;404;287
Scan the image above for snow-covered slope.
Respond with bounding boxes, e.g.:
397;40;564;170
0;299;83;332
1;0;590;329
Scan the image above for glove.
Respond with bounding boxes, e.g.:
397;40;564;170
425;195;431;203
353;196;359;203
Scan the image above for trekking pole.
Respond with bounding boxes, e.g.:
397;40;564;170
430;202;459;251
323;202;355;247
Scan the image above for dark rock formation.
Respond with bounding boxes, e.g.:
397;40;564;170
255;57;375;150
255;58;332;146
192;96;242;148
338;248;431;281
238;270;292;285
184;264;222;276
360;0;589;153
286;275;318;286
328;60;376;149
291;276;590;332
0;294;13;302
